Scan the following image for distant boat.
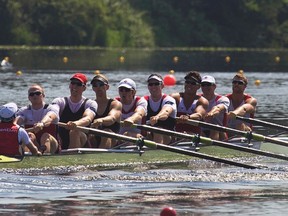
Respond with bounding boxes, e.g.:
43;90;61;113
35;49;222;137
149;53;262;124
1;57;13;70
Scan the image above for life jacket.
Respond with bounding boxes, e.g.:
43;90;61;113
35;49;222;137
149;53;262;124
58;97;88;149
0;123;23;156
144;95;176;130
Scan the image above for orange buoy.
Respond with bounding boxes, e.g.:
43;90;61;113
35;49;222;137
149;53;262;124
163;74;176;86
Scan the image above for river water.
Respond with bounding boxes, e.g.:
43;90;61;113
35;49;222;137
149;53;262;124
1;69;288;215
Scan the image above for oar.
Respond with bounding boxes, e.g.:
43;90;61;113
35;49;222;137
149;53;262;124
128;122;288;162
184;118;288;148
58;122;258;169
236;116;288;132
0;155;23;163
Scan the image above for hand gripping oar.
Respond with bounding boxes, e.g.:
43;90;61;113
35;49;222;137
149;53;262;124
58;122;258;169
236;116;288;132
128;122;288;162
185;118;288;148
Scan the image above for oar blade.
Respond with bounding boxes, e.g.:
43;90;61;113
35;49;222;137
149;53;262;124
0;155;23;163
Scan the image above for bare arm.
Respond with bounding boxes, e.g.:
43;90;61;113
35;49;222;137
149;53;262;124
150;106;173;126
228;97;257;119
91;100;122;128
123;106;146;127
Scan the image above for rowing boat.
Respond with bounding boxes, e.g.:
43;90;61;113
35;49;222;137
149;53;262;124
2;119;288;170
0;137;265;170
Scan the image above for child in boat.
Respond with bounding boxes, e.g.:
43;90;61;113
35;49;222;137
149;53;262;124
0;102;41;156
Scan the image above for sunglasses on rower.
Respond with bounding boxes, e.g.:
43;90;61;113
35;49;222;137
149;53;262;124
148;82;161;86
92;81;106;87
185;80;198;85
232;80;246;85
29;91;42;97
70;81;84;87
201;82;214;87
119;87;132;92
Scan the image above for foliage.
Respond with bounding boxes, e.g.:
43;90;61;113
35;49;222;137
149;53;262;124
1;0;288;48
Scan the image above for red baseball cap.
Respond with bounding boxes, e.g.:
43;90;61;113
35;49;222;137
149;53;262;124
70;73;88;85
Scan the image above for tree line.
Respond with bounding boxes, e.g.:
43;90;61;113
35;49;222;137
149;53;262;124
1;0;288;48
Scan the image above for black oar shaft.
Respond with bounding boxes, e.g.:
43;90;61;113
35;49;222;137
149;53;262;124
152;142;258;169
59;123;258;169
236;116;288;131
186;119;288;148
132;123;288;161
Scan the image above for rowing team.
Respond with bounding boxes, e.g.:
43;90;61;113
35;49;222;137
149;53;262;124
0;71;257;157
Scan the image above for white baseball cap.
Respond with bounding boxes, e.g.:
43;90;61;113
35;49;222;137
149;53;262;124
201;75;216;84
0;102;18;121
118;78;136;90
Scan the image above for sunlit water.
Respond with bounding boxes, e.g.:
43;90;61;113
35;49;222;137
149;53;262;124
1;70;288;215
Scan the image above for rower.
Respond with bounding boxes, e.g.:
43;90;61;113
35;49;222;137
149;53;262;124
144;74;177;144
170;71;208;135
226;72;257;133
89;74;122;148
200;75;230;140
115;78;147;139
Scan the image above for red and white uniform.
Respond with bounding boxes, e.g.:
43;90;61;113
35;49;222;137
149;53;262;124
175;94;200;133
115;96;147;134
226;93;254;129
202;93;229;126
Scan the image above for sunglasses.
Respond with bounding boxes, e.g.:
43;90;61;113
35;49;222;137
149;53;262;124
201;82;213;87
119;87;132;92
148;82;161;86
232;80;245;85
29;91;42;97
92;82;105;87
70;81;84;87
185;80;198;85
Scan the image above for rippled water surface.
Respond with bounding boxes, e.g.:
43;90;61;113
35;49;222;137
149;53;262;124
1;70;288;215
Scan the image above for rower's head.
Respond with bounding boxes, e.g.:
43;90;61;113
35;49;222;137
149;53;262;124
184;71;201;92
232;72;248;86
232;72;248;94
91;74;109;92
69;73;87;93
28;84;45;102
0;102;18;122
147;74;164;95
201;75;216;95
70;73;88;86
118;78;136;102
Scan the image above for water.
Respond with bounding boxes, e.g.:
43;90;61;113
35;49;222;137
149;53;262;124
1;69;288;215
